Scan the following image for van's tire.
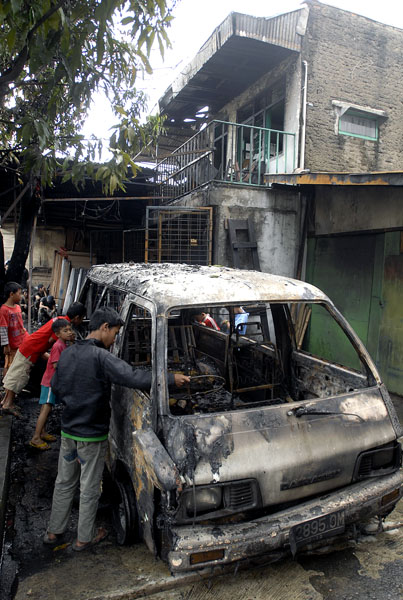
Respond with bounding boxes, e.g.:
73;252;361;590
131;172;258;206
112;479;140;545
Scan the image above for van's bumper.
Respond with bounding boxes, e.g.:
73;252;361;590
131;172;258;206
168;470;403;572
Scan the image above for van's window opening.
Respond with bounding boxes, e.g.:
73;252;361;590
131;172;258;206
80;281;106;318
99;288;125;313
77;283;374;415
162;302;372;415
121;304;153;366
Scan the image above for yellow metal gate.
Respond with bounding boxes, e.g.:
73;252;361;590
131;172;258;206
144;206;212;265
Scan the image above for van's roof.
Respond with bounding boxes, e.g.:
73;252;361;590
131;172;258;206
88;263;328;309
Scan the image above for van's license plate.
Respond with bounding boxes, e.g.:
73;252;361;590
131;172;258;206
289;510;345;552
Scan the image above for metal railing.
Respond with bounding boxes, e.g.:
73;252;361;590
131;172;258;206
156;120;296;201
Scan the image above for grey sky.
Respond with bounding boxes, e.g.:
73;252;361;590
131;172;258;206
83;0;403;148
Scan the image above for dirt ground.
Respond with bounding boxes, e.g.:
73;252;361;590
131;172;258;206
1;395;402;600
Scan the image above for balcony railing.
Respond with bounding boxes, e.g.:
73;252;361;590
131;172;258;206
156;120;296;201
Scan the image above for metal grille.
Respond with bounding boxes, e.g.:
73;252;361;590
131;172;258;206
228;481;254;509
357;455;373;479
145;206;212;265
89;230;123;264
123;228;146;262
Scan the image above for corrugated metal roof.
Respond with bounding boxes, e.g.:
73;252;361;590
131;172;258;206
234;11;304;52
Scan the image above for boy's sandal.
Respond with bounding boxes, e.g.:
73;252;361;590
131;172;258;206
43;532;63;546
72;528;108;552
2;406;21;418
29;440;50;451
41;433;57;442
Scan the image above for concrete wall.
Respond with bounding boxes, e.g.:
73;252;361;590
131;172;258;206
3;225;65;286
303;1;403;172
314;186;403;236
215;54;300;129
173;183;302;277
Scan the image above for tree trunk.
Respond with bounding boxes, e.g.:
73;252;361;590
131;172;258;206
6;179;40;287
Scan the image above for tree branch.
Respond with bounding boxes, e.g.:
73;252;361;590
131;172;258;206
0;0;67;95
12;79;69;88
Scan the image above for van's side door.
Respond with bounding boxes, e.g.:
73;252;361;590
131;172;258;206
109;299;158;554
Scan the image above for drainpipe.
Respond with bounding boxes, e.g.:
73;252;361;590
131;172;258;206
299;60;308;171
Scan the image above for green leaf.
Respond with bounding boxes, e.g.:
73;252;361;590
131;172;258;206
156;0;166;16
146;29;155;57
6;29;16;52
95;165;108;181
130;66;137;87
58;7;66;27
121;16;134;25
47;8;60;31
96;30;105;63
115;105;128;117
144;58;153;75
157;33;164;59
137;27;148;49
160;27;171;46
0;2;11;24
10;0;23;15
60;25;70;54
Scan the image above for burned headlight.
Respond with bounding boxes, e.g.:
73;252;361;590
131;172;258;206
353;441;401;481
175;479;261;523
184;487;222;516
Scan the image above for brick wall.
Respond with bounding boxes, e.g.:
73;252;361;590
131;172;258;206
303;1;403;172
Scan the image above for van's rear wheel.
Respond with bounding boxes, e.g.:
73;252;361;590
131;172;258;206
112;479;140;545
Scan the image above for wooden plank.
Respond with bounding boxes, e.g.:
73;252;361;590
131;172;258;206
297;306;311;350
228;218;261;270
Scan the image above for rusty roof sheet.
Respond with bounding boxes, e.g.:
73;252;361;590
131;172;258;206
265;171;403;186
87;263;327;310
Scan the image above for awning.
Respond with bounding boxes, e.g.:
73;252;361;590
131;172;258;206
159;8;309;121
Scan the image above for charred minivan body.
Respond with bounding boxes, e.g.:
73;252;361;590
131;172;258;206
79;263;402;572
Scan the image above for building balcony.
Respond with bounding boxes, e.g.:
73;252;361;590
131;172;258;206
156;120;297;202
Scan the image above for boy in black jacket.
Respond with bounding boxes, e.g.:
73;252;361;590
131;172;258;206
44;307;189;551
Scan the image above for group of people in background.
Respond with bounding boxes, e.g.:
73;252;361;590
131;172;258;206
192;306;249;334
1;275;57;327
0;280;85;432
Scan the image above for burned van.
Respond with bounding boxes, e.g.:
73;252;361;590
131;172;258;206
79;263;402;572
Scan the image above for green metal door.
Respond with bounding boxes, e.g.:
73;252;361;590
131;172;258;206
378;255;403;395
306;235;378;370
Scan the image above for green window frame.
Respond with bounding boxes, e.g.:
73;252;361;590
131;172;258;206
338;110;378;141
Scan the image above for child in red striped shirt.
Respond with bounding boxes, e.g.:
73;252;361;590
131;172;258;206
0;282;28;375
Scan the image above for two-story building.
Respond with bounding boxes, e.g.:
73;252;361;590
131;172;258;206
153;0;403;394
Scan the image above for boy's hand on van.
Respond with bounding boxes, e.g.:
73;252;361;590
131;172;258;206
174;374;191;387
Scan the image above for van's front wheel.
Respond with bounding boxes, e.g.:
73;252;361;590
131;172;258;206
112;479;140;545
